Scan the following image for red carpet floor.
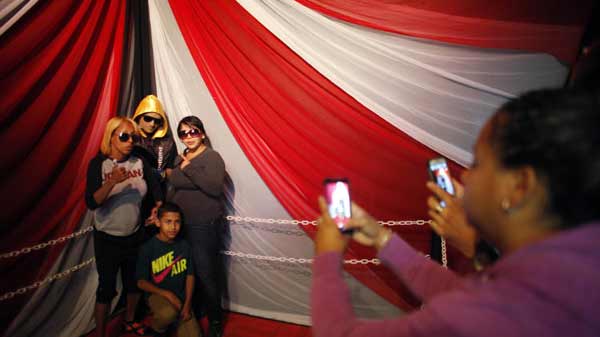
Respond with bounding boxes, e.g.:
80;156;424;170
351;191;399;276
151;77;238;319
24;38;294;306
84;311;312;337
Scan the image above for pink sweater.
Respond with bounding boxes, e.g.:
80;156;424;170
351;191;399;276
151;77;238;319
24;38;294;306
311;223;600;337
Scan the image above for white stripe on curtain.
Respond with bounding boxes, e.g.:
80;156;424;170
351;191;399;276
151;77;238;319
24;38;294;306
0;0;39;36
237;0;568;166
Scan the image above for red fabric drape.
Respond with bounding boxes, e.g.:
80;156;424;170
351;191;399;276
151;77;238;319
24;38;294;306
169;0;464;309
0;0;125;329
295;0;592;63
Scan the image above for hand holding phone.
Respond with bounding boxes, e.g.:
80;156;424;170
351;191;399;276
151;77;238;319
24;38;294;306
427;157;455;263
323;178;353;233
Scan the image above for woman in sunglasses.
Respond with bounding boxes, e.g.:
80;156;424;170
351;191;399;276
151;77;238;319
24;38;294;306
85;116;163;337
166;116;226;337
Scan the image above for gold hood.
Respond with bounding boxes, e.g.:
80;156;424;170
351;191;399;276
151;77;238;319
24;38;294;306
132;94;169;139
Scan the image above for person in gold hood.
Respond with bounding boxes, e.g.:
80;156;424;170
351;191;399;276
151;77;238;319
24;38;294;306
132;94;177;180
132;95;176;241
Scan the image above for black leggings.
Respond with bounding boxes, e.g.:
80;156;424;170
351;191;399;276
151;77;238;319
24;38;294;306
185;221;226;322
93;229;143;303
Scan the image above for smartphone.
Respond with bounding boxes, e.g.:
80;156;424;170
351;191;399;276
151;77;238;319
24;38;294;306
323;178;352;233
427;157;455;207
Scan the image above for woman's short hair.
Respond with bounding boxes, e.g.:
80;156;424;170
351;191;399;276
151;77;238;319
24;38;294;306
100;116;138;156
489;88;600;227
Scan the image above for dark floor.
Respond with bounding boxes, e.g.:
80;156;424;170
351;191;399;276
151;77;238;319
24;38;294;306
85;311;312;337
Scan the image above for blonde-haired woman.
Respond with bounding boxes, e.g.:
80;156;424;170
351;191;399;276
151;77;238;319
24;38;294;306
85;116;163;337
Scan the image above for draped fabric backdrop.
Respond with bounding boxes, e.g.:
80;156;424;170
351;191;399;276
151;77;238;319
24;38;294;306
0;0;591;335
0;0;127;333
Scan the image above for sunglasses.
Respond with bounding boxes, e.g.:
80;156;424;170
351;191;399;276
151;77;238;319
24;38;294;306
117;132;140;143
142;115;163;126
178;128;202;139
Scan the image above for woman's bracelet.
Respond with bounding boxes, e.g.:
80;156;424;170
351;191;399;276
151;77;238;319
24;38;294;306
375;228;392;251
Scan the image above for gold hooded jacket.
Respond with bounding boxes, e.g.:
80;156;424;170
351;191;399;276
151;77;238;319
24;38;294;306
132;94;169;139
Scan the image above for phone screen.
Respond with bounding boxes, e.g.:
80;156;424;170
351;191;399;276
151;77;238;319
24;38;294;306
428;158;454;207
323;178;352;232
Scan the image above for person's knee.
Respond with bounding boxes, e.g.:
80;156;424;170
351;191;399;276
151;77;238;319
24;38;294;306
177;315;202;337
152;303;178;329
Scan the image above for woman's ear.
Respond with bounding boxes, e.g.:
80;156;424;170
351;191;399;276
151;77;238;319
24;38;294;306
508;165;540;211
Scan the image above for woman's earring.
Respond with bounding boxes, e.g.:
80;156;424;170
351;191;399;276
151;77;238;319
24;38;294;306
501;199;511;213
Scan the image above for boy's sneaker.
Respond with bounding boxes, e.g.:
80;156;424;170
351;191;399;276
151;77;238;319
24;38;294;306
123;320;148;336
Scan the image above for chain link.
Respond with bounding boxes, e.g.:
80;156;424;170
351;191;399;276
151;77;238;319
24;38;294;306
226;216;316;226
222;250;313;264
0;227;93;259
344;258;380;265
225;215;428;227
441;237;448;268
222;250;381;265
0;258;95;301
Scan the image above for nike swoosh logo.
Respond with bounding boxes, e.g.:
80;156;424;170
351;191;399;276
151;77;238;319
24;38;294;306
152;256;183;284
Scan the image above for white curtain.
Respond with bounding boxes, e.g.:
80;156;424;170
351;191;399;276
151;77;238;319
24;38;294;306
237;0;568;166
0;0;39;36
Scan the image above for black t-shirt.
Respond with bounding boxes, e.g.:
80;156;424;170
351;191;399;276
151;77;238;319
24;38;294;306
136;236;194;301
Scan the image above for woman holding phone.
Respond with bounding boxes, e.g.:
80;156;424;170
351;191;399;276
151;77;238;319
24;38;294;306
166;116;226;337
311;88;600;337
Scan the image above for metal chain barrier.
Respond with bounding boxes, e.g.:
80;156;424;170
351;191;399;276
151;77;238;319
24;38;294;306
225;215;429;227
0;258;95;301
0;217;445;300
223;251;314;264
1;217;429;260
223;250;381;265
0;226;93;259
441;238;448;268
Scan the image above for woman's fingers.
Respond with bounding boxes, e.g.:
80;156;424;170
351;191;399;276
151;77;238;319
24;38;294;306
350;202;367;218
426;195;439;210
426;181;454;206
427;211;446;236
318;197;333;223
315;196;348;254
451;178;464;199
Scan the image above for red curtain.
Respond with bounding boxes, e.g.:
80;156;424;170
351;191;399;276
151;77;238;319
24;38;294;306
169;0;465;309
295;0;592;63
0;0;125;329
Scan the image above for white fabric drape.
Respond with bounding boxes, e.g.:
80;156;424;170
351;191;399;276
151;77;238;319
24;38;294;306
237;0;569;166
148;0;401;325
0;0;39;36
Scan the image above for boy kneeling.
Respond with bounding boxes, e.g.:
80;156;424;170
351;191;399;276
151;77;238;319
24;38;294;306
136;203;201;337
